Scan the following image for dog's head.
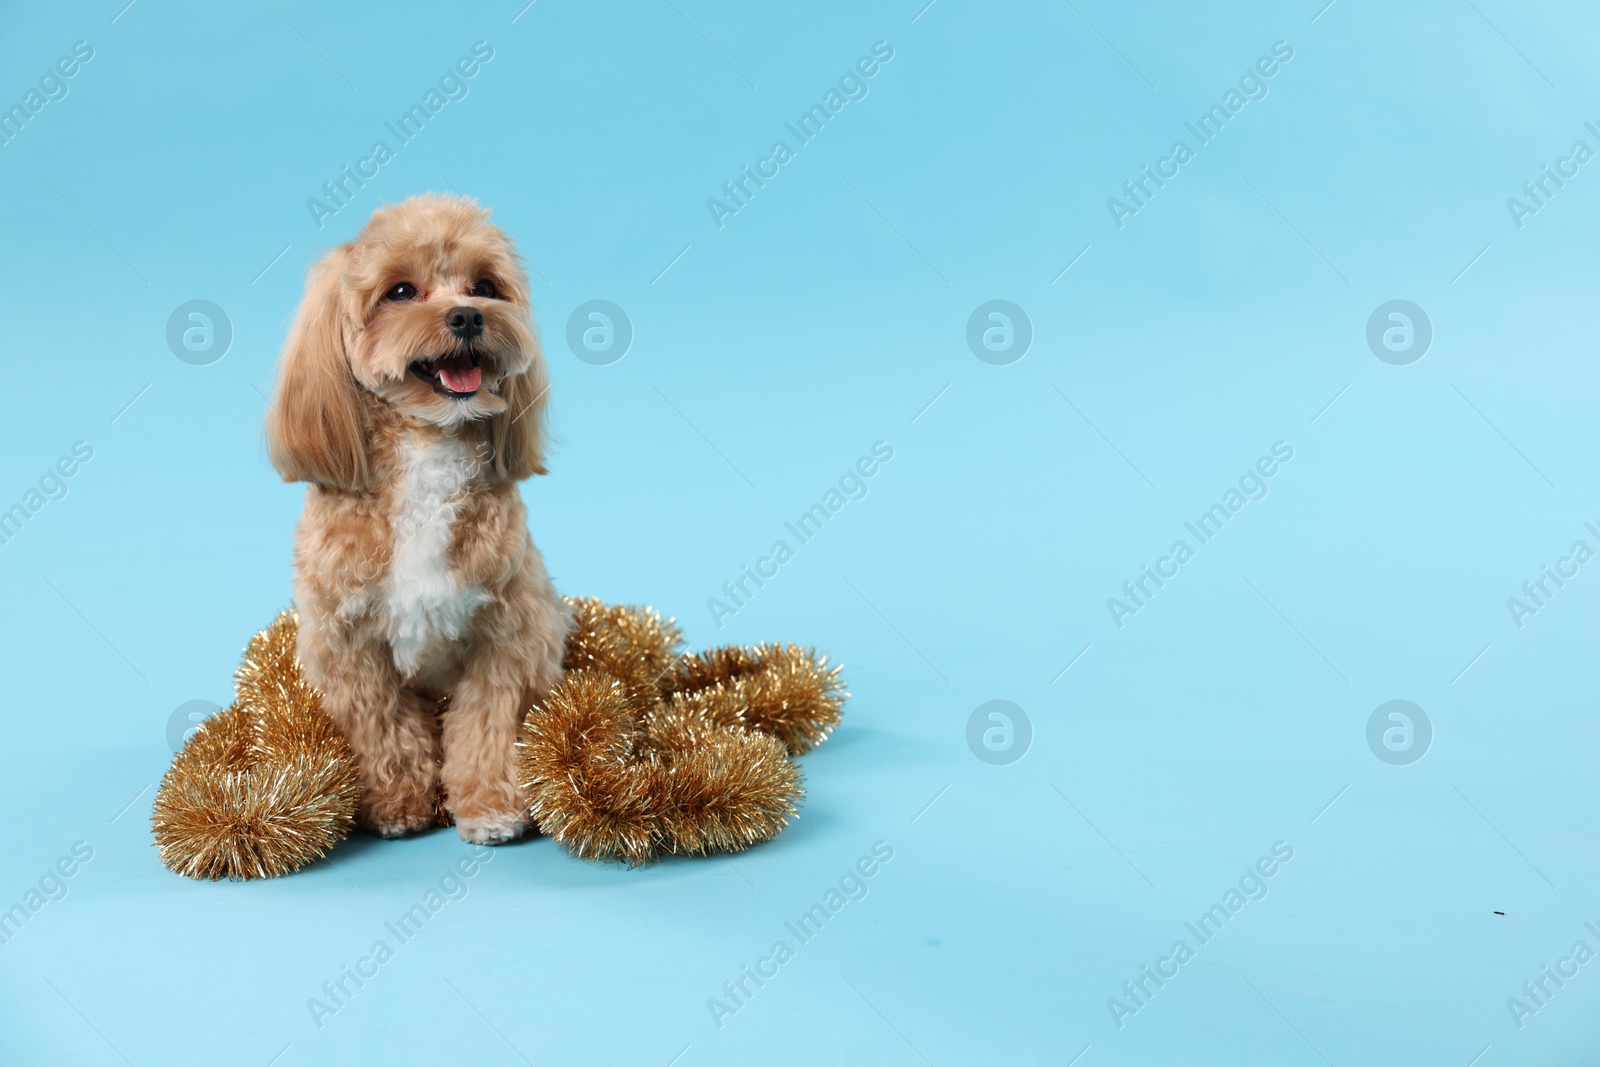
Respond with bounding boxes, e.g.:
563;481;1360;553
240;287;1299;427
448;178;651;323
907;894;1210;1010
266;193;548;491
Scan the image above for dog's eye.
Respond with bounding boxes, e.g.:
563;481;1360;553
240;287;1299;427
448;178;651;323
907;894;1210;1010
471;279;497;299
385;282;419;302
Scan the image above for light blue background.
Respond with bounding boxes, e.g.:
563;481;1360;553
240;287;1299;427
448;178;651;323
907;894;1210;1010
2;1;1598;1064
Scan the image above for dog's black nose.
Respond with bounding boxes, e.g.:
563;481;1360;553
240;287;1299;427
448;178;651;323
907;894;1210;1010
446;306;484;340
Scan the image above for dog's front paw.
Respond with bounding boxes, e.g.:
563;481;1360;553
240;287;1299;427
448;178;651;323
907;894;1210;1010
368;813;434;839
359;779;438;839
454;810;528;845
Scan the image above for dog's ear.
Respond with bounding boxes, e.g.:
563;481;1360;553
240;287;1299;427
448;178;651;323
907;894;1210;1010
489;334;549;481
266;246;370;492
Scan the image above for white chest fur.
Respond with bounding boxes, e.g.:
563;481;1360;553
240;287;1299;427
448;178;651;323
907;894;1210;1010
383;433;488;677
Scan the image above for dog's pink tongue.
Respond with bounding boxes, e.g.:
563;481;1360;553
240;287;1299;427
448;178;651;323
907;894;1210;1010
438;359;481;394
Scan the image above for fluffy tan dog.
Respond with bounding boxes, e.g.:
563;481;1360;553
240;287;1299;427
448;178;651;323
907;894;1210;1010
265;194;568;844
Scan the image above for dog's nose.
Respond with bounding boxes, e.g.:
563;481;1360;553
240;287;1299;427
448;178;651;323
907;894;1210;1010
446;306;484;340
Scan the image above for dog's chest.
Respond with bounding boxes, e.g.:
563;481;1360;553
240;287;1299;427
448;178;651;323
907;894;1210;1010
382;434;488;676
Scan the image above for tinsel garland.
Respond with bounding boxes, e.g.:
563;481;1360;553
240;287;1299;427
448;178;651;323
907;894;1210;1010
516;599;846;864
150;612;360;880
151;598;846;879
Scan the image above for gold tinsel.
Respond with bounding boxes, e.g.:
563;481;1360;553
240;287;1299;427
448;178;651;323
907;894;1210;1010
152;599;847;878
515;599;847;865
151;611;360;880
560;597;685;704
517;668;804;865
664;644;847;755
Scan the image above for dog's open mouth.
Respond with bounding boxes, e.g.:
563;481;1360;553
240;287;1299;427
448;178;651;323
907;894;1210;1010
409;353;482;397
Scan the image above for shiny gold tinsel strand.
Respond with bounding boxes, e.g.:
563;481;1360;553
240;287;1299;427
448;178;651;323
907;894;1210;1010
517;668;803;865
664;644;847;754
151;612;359;880
517;601;842;864
518;669;662;864
561;596;683;700
154;602;846;877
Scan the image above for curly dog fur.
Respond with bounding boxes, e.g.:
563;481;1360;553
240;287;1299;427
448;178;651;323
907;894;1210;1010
265;194;568;844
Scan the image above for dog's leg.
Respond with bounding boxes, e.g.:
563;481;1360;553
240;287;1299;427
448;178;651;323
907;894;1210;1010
309;628;440;838
440;666;532;845
442;579;568;844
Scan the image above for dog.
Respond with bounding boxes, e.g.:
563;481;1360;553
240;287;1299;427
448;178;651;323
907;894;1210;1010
265;194;569;844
